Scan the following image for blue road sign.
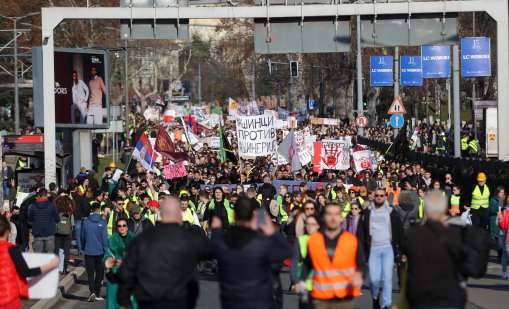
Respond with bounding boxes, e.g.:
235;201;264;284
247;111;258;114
422;45;450;78
461;37;491;77
370;56;394;87
400;56;423;86
389;114;404;129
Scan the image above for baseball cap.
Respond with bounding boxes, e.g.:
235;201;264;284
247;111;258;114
147;200;159;208
132;205;142;214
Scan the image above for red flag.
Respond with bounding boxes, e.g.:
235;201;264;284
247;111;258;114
154;125;189;163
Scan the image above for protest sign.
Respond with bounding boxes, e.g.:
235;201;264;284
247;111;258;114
209;136;220;149
163;162;187;179
313;141;350;172
23;253;59;299
295;130;312;165
353;150;372;172
236;114;277;157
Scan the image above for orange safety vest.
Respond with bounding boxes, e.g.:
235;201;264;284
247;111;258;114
307;231;361;300
386;186;402;206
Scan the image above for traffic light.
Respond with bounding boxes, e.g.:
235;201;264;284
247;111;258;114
290;61;298;78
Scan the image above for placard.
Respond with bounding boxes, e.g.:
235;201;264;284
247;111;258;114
23;253;59;299
163;162;187;179
313;141;350;172
236;114;277;157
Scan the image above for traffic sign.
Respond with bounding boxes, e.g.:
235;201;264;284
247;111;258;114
389;114;404;129
388;96;407;114
355;115;368;128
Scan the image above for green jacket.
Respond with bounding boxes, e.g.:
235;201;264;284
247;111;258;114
103;231;137;309
489;197;502;239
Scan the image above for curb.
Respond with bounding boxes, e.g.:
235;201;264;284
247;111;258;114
31;263;86;309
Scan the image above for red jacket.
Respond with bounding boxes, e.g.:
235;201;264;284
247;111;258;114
498;208;509;241
0;241;29;305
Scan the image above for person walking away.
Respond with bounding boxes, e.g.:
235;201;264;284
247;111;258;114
0;216;59;309
357;188;405;309
103;218;136;309
211;196;292;309
300;202;364;309
81;202;108;302
469;172;490;230
497;195;509;280
54;193;74;274
404;190;467;309
290;214;321;309
28;188;60;253
117;197;211;309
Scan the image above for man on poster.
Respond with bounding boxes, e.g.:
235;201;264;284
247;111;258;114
87;67;106;125
71;71;89;124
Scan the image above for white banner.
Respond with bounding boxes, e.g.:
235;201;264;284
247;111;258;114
295;130;312;165
209;136;220;149
353;150;372;172
236;114;277;157
316;141;350;171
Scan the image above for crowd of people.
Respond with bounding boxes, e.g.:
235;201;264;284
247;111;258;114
0;114;505;309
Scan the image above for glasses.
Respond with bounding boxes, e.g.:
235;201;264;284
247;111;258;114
285;196;291;198
375;194;386;197
117;224;127;228
305;207;315;211
352;208;360;211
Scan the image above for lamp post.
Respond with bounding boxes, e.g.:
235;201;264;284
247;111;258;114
0;12;40;134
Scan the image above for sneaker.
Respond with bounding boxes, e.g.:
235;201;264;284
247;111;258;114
87;293;96;302
95;296;104;301
501;272;508;280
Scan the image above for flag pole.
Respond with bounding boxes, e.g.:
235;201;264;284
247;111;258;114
180;116;195;155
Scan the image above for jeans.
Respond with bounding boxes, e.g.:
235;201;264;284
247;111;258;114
85;255;104;296
369;244;394;308
32;235;55;253
75;220;83;254
54;234;71;271
3;183;10;197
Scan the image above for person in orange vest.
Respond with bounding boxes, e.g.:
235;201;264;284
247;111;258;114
385;177;402;207
299;202;364;309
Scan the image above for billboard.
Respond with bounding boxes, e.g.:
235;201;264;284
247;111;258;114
400;56;423;86
370;56;393;87
33;48;110;129
421;45;450;78
461;37;491;77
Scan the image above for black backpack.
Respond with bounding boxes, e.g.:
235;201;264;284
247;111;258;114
56;213;72;235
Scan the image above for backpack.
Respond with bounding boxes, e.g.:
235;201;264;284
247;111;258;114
56;213;72;235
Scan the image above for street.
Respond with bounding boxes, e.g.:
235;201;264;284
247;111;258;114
53;255;509;309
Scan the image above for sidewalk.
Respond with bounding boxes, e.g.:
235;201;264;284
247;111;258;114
465;256;509;308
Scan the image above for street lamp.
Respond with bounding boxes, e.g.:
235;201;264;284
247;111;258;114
0;11;40;134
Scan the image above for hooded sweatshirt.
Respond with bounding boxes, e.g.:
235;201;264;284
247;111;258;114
81;213;108;256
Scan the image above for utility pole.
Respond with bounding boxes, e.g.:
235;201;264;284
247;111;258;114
252;55;256;102
356;15;364;136
198;61;202;103
14;19;19;134
124;39;129;143
394;47;400;137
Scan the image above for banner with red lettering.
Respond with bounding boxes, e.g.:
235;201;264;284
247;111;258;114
352;150;372;172
163;162;187;179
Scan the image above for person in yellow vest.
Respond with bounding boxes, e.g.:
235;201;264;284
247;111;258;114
469;172;490;229
145;200;161;225
180;195;200;227
460;135;469;157
290;213;321;308
468;138;480;158
299;203;364;309
202;187;234;231
15;156;29;171
417;187;426;219
107;197;129;236
449;185;462;216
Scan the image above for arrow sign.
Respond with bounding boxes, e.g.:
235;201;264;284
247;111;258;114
389;114;404;129
388;96;407;115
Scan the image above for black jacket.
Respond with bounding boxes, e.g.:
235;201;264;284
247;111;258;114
210;226;292;309
117;223;211;306
404;221;466;309
356;203;406;261
127;217;154;236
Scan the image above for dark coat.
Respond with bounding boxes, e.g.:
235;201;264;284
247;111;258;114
210;226;292;309
356;203;406;261
27;197;60;237
404;221;467;309
117;223;211;307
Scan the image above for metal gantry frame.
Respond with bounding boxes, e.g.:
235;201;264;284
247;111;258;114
41;0;509;185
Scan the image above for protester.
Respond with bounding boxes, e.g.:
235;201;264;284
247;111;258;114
404;190;467;309
211;196;292;309
127;205;153;236
0;216;59;309
81;202;109;302
301;202;364;309
28;188;60;253
117;197;212;309
54;192;75;274
103;218;136;309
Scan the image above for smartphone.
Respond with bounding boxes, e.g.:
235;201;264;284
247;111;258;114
256;208;266;226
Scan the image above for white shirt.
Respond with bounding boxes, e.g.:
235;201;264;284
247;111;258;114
72;79;89;104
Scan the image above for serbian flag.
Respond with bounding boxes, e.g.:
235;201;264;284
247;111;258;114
132;133;158;172
154;125;189;163
184;115;198;134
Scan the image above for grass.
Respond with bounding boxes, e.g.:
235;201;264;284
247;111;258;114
95;153;126;183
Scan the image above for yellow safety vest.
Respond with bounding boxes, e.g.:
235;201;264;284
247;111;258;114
107;209;129;236
183;208;195;225
418;198;424;219
450;195;461;215
471;185;490;209
208;199;235;224
461;138;469;150
341;202;351;218
468;140;479;153
297;234;313;291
